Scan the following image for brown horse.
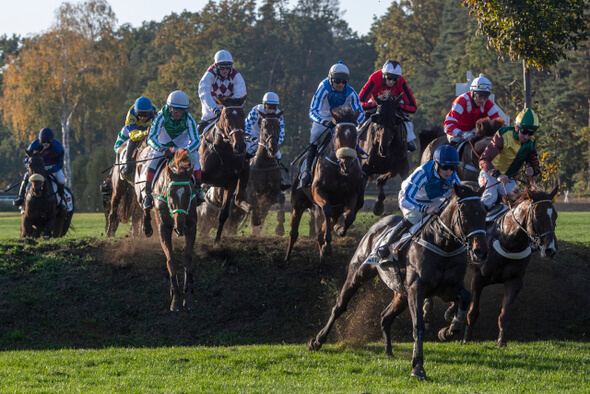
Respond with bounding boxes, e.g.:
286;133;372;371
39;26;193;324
21;151;73;238
246;109;286;237
105;141;145;237
420;117;504;182
358;92;410;215
308;183;489;380
199;95;250;242
151;149;198;311
461;185;559;347
285;107;363;269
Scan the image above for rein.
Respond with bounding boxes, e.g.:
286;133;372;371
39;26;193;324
505;198;555;251
154;169;196;216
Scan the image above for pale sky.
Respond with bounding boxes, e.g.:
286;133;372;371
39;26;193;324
1;0;390;38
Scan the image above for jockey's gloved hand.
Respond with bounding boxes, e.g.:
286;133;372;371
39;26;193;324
164;148;176;159
214;108;221;118
462;131;475;141
321;120;335;129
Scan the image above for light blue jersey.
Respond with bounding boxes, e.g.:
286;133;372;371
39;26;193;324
309;78;365;125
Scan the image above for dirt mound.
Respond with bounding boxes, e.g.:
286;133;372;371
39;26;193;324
0;235;588;350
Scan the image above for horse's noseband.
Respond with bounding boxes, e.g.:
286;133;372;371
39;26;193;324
157;180;196;216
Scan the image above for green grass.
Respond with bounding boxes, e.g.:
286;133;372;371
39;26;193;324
0;341;588;392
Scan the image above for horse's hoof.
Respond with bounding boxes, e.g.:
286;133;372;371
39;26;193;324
497;340;507;348
438;327;449;341
307;338;321;351
444;309;454;322
373;201;384;216
411;365;427;381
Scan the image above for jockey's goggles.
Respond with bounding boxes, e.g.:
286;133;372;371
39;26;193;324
474;91;491;98
169;106;186;113
384;74;399;82
264;104;278;111
331;79;347;85
41;139;52;144
518;126;537;136
217;63;232;70
438;164;457;171
136;111;151;118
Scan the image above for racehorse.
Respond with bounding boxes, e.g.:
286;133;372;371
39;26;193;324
21;151;73;238
246;109;286;236
199;95;250;242
358;92;410;215
420;117;504;182
151;149;198;312
308;183;489;380
105;141;145;237
197;186;246;237
285;107;363;270
460;185;559;347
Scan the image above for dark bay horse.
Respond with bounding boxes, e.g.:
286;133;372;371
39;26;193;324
246;109;286;237
461;185;559;347
285;108;363;269
105;141;145;237
21;151;73;238
197;186;246;237
199;95;249;242
420;117;505;182
308;183;489;380
358;92;410;215
151;149;198;311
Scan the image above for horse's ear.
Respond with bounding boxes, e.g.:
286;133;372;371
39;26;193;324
25;149;32;158
277;109;284;117
549;184;559;200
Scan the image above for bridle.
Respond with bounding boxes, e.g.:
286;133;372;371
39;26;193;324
215;106;245;142
257;117;280;154
325;122;359;168
506;198;555;250
155;168;196;216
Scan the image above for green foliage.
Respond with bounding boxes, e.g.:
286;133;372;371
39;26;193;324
463;0;590;71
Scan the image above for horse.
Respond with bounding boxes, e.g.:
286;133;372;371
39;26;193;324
285;107;363;270
246;109;286;237
307;183;489;380
105;141;145;237
460;185;559;347
150;149;199;311
197;186;246;237
21;151;73;238
358;92;411;215
199;95;250;242
420;117;504;182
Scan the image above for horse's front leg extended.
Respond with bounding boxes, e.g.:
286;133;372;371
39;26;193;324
407;277;427;380
319;203;333;262
157;217;181;312
373;172;393;216
337;195;359;237
285;205;304;263
380;293;408;357
464;269;486;343
182;215;197;310
497;277;524;347
438;286;471;342
215;188;232;242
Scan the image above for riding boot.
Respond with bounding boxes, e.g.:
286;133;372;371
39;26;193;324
278;159;291;191
56;182;67;210
143;171;155;210
194;177;206;206
13;173;30;207
377;218;413;261
122;139;139;178
300;144;317;187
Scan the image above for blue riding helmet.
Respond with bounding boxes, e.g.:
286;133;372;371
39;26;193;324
39;127;54;141
134;96;153;112
434;145;459;166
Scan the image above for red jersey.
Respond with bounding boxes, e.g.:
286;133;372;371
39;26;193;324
444;92;501;137
358;70;417;113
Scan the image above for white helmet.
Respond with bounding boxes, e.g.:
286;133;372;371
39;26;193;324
262;92;280;105
214;50;233;65
470;73;492;94
166;90;189;109
329;61;349;81
381;60;402;77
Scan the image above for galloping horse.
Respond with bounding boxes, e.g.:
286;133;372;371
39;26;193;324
199;95;249;242
105;141;145;237
151;149;198;311
461;185;559;347
197;186;246;237
308;183;489;380
246;109;286;236
420;117;504;182
358;92;410;215
21;151;73;238
285;108;363;269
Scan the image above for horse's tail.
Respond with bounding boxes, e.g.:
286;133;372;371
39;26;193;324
418;125;444;155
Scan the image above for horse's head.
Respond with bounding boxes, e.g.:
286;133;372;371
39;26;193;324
162;149;195;237
475;117;505;139
256;109;283;159
442;183;489;262
29;173;46;198
25;150;47;177
505;185;559;258
330;107;359;176
370;93;406;156
215;95;247;155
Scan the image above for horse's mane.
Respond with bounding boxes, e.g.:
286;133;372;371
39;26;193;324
376;91;394;101
173;149;192;169
331;107;358;124
475;117;505;138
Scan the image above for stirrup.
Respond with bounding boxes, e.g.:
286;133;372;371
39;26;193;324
376;245;391;260
143;195;153;210
13;197;24;207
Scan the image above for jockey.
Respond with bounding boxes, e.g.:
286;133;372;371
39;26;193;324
142;90;205;210
113;96;157;178
197;49;247;135
300;61;365;187
444;74;502;143
358;60;418;151
372;145;461;264
245;92;291;191
13;127;66;209
478;108;541;210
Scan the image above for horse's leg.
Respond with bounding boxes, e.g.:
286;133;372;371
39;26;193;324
406;279;427;380
463;270;486;343
284;204;304;263
497;277;524;347
215;188;233;242
438;285;471;342
373;172;393;216
318;204;333;268
107;182;125;237
275;193;285;237
380;293;408;357
308;264;377;351
182;215;197;310
423;298;434;331
157;218;182;312
234;166;251;213
336;196;359;237
142;208;153;237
